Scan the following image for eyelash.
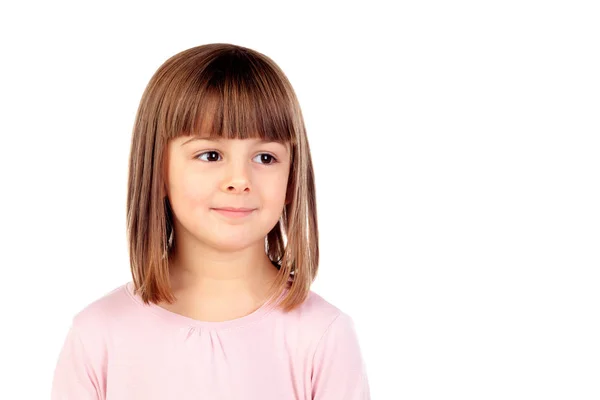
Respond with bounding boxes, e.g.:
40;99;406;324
194;150;279;165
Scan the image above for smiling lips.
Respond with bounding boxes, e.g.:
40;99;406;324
214;207;256;212
212;207;256;218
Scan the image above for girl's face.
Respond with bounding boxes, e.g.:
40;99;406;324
164;135;291;252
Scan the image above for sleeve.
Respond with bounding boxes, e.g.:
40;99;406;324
51;321;102;400
311;312;371;399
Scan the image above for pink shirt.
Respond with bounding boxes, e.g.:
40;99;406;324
51;281;370;399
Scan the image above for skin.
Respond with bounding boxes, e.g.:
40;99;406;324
158;133;291;322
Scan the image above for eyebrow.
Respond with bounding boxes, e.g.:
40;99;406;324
181;136;286;147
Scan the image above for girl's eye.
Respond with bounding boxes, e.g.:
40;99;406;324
195;151;278;165
196;151;222;162
253;153;278;165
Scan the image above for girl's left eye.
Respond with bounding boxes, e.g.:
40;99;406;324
254;153;278;165
195;151;278;165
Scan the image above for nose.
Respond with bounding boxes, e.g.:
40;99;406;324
222;160;251;194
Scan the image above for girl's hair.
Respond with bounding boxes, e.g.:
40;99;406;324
126;43;319;313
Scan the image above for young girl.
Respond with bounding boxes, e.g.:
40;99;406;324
51;43;370;399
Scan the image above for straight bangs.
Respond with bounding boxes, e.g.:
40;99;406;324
158;48;297;145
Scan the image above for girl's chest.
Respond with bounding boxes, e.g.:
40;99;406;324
105;329;312;400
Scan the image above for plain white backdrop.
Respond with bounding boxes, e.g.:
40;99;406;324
0;1;598;398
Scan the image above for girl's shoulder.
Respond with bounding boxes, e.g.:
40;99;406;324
69;281;137;334
277;288;357;337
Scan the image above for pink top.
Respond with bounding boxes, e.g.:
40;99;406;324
51;281;371;399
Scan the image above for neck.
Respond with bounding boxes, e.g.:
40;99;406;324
167;235;280;305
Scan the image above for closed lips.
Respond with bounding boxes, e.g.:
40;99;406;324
213;207;255;211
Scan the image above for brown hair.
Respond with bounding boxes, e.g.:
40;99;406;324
126;43;319;312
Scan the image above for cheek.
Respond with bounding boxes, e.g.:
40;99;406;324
178;174;212;208
262;173;289;207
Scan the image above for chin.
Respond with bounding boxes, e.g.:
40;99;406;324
209;235;261;252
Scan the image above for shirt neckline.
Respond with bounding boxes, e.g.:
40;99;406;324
124;281;289;331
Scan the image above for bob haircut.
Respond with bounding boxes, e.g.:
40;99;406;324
126;43;319;313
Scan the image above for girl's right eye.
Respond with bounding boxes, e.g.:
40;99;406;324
195;151;221;162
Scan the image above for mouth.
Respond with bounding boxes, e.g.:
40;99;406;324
213;207;256;212
211;208;256;218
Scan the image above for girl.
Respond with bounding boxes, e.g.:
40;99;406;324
51;43;370;399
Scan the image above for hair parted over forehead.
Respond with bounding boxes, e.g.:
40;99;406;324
126;43;319;312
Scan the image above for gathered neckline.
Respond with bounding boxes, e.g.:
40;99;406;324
124;281;288;331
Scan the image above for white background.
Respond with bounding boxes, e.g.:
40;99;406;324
0;1;598;399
